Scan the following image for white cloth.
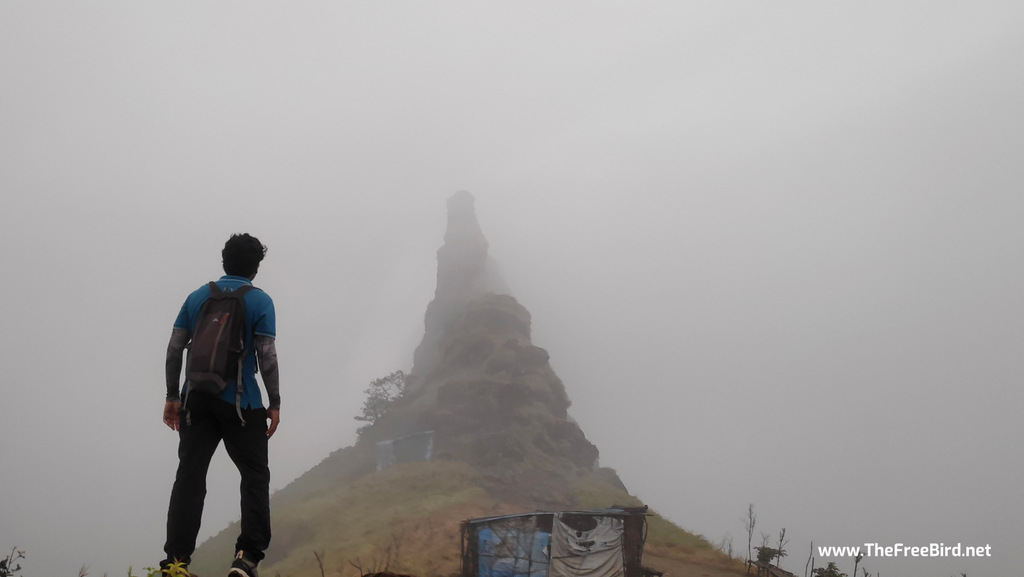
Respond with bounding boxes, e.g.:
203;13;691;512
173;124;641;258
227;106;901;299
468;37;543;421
549;515;624;577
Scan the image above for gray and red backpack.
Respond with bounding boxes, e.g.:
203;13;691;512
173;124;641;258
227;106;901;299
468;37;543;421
184;282;255;424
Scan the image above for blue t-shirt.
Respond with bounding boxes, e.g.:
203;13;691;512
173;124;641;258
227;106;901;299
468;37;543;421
174;275;276;409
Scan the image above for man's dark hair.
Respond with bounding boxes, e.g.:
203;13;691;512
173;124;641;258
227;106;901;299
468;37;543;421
222;233;267;278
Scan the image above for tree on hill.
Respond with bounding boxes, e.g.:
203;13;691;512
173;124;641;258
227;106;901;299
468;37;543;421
812;562;847;577
0;548;24;577
745;504;757;562
755;545;786;566
355;370;406;437
776;528;789;566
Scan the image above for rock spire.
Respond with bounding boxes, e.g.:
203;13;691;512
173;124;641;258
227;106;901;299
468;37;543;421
395;191;598;484
411;191;508;383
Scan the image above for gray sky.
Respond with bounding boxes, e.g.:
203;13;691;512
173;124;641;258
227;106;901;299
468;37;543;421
1;3;1022;577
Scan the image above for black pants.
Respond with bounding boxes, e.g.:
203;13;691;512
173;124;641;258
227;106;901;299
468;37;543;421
164;392;271;565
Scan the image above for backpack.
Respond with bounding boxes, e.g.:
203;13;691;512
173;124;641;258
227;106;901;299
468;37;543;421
185;282;254;397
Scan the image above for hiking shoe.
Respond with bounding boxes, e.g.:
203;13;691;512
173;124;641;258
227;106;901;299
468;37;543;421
228;551;258;577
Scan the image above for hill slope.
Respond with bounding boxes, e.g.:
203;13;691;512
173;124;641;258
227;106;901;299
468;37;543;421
189;192;744;577
195;460;741;577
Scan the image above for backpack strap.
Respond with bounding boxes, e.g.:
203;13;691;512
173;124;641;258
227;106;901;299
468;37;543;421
229;283;255;426
207;281;223;298
236;368;246;427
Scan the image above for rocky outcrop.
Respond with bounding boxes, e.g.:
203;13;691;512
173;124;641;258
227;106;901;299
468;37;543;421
411;191;508;383
390;192;600;482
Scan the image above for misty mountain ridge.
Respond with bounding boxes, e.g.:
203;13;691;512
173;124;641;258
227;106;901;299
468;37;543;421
189;192;742;577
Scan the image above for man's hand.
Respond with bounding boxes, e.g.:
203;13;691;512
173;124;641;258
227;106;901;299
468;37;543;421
163;401;182;431
266;408;280;438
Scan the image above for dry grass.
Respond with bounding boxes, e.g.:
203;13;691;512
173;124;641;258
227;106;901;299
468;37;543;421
191;461;743;577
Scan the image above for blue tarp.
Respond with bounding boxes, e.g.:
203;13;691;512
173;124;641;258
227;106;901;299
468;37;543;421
478;521;550;577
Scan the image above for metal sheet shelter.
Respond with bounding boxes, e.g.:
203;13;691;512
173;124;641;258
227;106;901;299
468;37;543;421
460;507;649;577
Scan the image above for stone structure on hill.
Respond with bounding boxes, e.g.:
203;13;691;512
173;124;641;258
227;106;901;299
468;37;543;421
371;191;602;489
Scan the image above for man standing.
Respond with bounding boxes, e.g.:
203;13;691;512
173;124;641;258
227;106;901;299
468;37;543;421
161;233;281;577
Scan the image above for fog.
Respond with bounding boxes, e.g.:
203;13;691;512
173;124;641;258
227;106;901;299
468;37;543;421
1;3;1022;577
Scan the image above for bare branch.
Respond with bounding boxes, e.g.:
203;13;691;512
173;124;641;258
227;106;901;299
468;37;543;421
313;549;326;577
